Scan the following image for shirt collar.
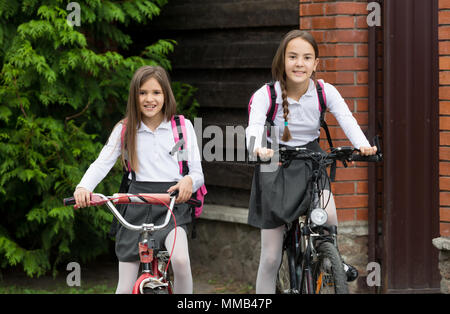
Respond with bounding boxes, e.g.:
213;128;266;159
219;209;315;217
282;79;316;103
305;79;316;96
137;118;171;133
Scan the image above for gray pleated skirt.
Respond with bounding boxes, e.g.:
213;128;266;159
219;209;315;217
248;139;330;229
115;181;191;262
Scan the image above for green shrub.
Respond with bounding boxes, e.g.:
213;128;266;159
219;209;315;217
0;0;199;277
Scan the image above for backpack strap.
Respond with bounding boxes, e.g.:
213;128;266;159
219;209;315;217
171;115;189;176
316;80;336;181
120;119;136;181
171;115;200;238
247;82;279;128
266;81;278;126
121;120;130;172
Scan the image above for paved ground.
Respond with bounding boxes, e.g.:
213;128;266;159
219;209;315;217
0;260;255;294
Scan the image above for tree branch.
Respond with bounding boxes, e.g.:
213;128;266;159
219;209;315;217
65;101;91;122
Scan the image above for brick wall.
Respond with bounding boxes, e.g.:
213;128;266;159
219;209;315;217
300;0;448;236
440;0;450;237
300;0;371;223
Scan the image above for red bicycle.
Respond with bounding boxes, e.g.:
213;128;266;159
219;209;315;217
63;191;200;294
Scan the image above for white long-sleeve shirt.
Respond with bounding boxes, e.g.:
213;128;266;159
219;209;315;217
77;118;204;193
246;79;370;150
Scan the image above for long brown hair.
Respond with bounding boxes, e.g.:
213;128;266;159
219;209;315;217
120;65;177;171
271;30;319;142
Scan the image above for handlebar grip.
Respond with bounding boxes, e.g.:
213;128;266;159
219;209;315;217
350;154;383;162
63;197;76;206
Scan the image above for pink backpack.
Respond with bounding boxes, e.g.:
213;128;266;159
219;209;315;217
120;115;207;219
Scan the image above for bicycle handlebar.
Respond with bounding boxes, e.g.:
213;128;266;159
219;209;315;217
63;193;202;208
279;145;383;163
247;135;383;165
63;192;200;232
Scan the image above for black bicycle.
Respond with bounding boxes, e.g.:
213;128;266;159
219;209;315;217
276;141;382;294
249;137;382;294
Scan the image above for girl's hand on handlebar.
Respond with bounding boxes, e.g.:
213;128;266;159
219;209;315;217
254;147;274;160
74;187;91;208
167;176;193;204
359;146;377;156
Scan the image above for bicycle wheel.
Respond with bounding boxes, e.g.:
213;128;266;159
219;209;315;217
312;242;349;294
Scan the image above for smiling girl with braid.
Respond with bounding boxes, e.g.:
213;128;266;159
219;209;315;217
246;30;377;293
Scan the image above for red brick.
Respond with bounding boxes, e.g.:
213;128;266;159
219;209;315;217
325;2;368;15
440;207;450;221
356;99;369;112
441;162;450;175
439;41;450;55
324;30;368;43
357;44;368;57
310;31;326;43
310;16;355;29
440;56;450;69
332;181;355;195
300;17;312;29
441;192;450;206
326;112;369;126
439;10;450;25
441;0;450;9
440;222;450;237
336;85;369;98
441;177;450;191
321;58;368;71
440;146;450;160
300;3;324;16
439;26;450;40
316;71;354;84
439;86;450;100
335;195;368;209
441;132;450;145
318;44;354;57
337;209;356;221
440;101;450;114
356;181;368;194
440;116;450;130
356;16;368;29
356;209;368;221
335;167;368;181
357;72;368;84
440;71;450;84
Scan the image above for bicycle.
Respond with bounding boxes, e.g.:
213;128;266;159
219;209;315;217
250;137;382;294
63;191;201;294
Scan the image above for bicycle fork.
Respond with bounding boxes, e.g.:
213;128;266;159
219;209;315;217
133;231;170;294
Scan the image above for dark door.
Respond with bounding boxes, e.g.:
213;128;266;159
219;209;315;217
382;0;440;293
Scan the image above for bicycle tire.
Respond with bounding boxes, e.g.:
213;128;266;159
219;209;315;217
312;242;349;294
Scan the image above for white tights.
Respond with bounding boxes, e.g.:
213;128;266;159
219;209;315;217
255;190;337;294
115;227;192;294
